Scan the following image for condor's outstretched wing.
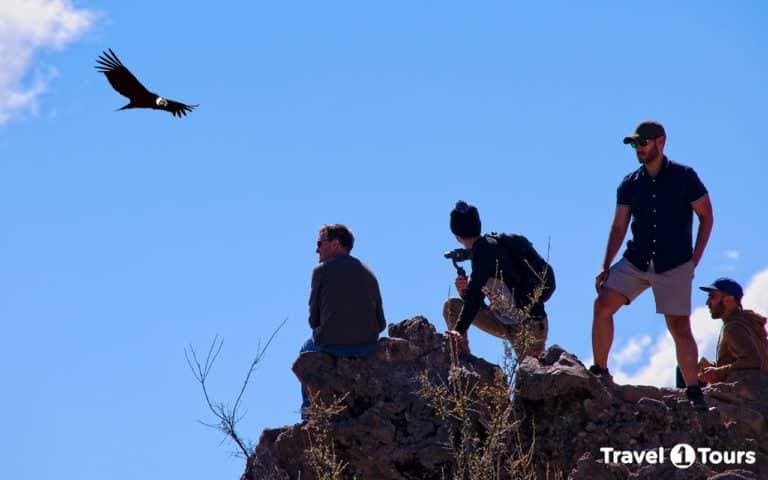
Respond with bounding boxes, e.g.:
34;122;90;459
95;49;153;101
163;100;198;118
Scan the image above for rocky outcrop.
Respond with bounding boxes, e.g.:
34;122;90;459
243;317;502;480
242;317;768;480
517;346;768;479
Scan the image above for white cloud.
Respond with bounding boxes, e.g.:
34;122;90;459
610;335;652;368
724;250;740;261
0;0;95;124
743;268;768;317
612;266;768;387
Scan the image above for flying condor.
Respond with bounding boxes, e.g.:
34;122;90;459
96;49;198;118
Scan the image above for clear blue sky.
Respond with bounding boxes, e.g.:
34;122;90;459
1;2;767;479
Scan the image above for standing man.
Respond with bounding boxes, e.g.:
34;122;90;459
298;224;386;416
591;121;714;407
698;278;768;384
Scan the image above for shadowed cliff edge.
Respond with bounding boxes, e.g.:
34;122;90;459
243;317;768;480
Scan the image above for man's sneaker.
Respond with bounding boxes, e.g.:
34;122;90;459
589;365;613;381
686;385;708;409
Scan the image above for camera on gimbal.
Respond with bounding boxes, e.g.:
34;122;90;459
443;248;472;277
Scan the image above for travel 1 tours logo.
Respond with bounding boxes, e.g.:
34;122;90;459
669;443;696;469
600;444;756;469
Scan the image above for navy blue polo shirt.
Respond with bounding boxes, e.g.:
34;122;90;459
617;157;707;273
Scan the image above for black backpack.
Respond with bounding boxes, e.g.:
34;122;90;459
489;233;556;304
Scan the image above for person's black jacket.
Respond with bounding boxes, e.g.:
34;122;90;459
455;235;546;333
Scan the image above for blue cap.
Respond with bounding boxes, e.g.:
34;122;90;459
699;278;743;301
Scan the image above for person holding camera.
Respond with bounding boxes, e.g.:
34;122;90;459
443;201;552;359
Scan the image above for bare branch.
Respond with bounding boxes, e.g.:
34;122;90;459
185;319;286;458
233;318;287;416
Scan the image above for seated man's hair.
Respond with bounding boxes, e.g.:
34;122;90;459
320;224;355;251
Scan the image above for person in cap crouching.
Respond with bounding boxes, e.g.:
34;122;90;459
698;278;768;384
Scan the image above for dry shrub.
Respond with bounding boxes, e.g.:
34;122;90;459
421;250;564;480
304;394;354;480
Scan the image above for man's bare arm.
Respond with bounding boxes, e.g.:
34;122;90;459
691;194;713;267
601;205;631;270
596;205;631;292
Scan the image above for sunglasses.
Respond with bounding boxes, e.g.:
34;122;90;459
629;138;655;149
316;238;330;247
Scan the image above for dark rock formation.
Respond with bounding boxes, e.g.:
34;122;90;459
242;317;768;480
243;317;502;480
518;347;768;479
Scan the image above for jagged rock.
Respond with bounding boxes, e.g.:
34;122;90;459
515;348;612;406
242;317;768;480
513;342;768;479
707;471;760;480
618;384;675;403
631;462;715;479
569;452;631;480
243;316;501;480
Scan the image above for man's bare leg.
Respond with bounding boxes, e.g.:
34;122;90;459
592;288;628;369
666;314;699;386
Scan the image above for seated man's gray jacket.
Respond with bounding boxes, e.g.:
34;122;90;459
309;253;386;346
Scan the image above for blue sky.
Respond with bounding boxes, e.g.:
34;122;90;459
1;1;767;479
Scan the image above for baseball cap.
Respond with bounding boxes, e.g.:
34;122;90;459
623;121;666;144
699;278;744;302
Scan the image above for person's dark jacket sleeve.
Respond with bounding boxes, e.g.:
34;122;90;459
309;255;385;345
308;266;322;329
455;241;495;334
375;281;386;333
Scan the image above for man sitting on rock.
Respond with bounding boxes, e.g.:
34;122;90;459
698;277;768;384
443;201;552;359
299;224;386;418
